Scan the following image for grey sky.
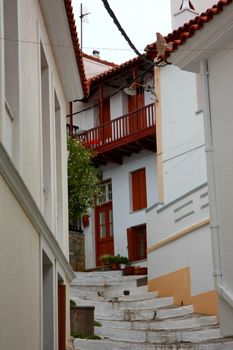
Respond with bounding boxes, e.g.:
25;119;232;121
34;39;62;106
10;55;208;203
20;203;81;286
72;0;172;64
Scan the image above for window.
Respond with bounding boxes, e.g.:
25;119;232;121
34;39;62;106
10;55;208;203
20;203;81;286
127;224;147;262
131;168;147;211
97;180;112;205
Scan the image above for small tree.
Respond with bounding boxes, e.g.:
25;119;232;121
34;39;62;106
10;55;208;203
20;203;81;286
67;137;101;224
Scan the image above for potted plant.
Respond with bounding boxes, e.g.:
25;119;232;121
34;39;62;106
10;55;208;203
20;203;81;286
123;261;135;276
99;254;113;270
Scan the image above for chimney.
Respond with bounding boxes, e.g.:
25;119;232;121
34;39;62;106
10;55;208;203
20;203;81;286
92;50;100;59
172;0;199;30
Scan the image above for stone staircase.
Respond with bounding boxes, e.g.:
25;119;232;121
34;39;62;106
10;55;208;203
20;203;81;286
70;271;233;349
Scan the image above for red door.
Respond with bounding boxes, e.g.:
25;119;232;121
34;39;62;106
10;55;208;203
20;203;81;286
95;202;114;266
128;89;146;133
58;284;66;350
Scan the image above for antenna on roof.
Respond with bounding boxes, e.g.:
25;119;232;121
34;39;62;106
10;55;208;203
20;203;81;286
80;3;90;51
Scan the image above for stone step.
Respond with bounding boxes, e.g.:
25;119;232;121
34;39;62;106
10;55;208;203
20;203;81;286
70;285;149;301
97;315;218;331
114;296;174;310
117;291;158;302
75;338;233;350
94;325;222;344
72;294;173;310
71;274;143;286
74;270;123;278
94;305;194;322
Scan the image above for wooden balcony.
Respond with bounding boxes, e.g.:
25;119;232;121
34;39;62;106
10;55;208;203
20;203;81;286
74;103;156;165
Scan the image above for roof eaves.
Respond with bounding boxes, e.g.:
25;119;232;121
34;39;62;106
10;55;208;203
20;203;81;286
63;0;89;99
146;0;232;61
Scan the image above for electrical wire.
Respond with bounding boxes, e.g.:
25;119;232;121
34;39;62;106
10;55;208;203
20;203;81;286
67;60;164;118
100;0;155;67
1;36;233;54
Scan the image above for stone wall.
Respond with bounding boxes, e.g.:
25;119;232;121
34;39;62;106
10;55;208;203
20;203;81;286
69;231;85;271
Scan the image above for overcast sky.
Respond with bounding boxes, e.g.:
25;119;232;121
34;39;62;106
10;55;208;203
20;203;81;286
72;0;172;64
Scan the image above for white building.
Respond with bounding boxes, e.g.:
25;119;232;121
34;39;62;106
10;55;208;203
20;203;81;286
169;0;233;337
72;53;158;269
0;0;86;349
142;0;220;317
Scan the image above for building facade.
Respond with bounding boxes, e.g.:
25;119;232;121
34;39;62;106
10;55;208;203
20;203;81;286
169;0;233;337
71;54;158;269
0;0;85;349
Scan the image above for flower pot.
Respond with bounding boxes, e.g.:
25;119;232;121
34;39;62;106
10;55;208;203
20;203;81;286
111;263;120;270
82;215;89;227
124;266;135;276
140;267;148;275
134;267;141;275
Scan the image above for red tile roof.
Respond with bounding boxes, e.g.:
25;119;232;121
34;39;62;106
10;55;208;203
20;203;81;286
84;0;233;95
146;0;233;59
87;53;153;89
63;0;89;98
82;52;118;68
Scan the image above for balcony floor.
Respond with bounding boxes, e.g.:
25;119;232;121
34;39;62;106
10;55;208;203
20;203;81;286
92;128;156;166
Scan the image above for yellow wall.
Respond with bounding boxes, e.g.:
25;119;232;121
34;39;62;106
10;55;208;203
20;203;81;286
148;267;218;316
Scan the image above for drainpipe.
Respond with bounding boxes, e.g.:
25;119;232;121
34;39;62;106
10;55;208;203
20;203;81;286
200;60;223;288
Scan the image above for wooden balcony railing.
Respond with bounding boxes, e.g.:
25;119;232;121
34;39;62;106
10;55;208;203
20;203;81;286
73;103;155;150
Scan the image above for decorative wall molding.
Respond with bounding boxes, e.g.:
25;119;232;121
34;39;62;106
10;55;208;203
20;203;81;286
147;218;210;253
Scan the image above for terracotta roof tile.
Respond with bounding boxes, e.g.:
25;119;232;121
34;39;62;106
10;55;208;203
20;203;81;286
146;0;233;60
82;52;118;68
63;0;89;98
88;54;153;88
87;1;232;93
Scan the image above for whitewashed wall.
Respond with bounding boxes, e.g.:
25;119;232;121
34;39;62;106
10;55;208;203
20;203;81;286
207;39;233;334
102;151;158;258
85;150;158;269
160;65;207;203
147;183;214;296
0;0;76;349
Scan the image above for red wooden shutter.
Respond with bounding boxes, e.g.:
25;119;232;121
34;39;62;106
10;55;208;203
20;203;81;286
139;168;147;209
132;168;147;211
132;170;140;211
58;284;66;350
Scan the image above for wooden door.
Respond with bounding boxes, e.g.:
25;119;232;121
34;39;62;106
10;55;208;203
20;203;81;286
99;97;111;142
137;91;147;129
127;224;147;262
95;202;114;266
58;284;66;350
128;89;146;133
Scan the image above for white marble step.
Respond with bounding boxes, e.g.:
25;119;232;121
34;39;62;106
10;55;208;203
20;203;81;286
75;270;123;277
71;274;143;286
95;326;222;344
75;338;233;350
117;291;158;301
95;305;194;322
97;315;218;331
114;296;174;310
70;285;149;301
72;294;173;310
